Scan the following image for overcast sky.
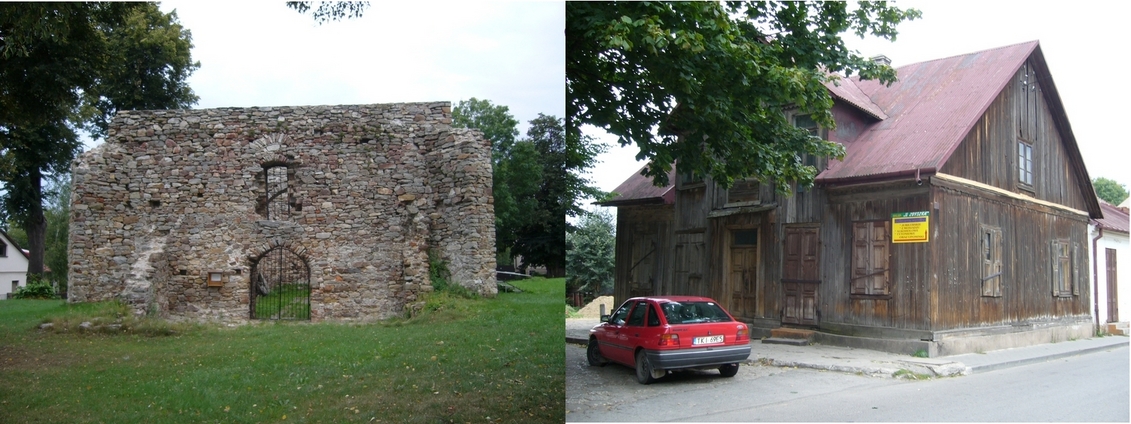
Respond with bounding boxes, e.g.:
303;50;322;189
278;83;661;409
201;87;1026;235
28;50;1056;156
583;0;1131;207
151;1;563;138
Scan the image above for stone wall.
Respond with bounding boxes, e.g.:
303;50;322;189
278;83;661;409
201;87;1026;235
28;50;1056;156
68;102;496;321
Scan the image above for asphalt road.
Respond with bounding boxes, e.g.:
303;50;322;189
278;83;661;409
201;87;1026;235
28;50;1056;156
565;343;1130;422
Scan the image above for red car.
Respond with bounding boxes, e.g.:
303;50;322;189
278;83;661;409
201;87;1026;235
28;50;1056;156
587;296;752;384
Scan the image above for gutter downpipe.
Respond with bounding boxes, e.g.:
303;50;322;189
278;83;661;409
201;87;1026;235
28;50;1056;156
1093;225;1103;335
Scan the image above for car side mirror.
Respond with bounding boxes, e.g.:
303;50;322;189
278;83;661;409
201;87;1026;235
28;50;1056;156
600;314;610;323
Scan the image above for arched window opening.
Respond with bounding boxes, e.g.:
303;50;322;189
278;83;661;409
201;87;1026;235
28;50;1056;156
265;165;289;220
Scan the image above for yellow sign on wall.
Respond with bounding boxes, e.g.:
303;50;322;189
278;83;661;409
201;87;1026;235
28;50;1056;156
892;211;929;243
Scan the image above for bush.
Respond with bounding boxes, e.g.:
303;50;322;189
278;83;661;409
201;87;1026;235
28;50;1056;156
12;278;56;299
428;249;477;299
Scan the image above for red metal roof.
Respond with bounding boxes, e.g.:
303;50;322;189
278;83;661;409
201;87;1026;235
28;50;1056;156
1096;201;1129;234
597;165;675;206
818;41;1038;183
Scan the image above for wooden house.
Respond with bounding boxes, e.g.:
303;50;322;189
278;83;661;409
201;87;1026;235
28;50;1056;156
599;41;1104;356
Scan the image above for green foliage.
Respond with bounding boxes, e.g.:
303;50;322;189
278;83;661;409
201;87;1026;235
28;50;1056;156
427;250;477;299
566;209;616;296
508;114;607;277
0;2;199;275
1093;177;1128;205
452;98;520;166
11;277;56;300
912;349;929;358
287;1;370;24
567;1;920;192
454;99;606;276
893;368;931;380
0;279;566;423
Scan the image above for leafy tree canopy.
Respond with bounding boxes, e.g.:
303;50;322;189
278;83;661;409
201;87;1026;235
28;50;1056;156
567;1;920;192
1093;177;1129;205
0;2;198;275
287;1;370;24
453;98;520;165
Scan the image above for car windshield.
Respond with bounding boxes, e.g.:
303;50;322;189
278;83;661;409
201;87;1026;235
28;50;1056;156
660;301;733;324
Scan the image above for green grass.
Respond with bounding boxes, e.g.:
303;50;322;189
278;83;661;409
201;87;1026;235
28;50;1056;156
0;277;565;423
253;283;312;320
892;369;932;380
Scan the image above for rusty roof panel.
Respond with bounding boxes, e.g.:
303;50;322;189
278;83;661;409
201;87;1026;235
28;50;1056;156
597;165;675;206
827;77;888;121
818;41;1039;183
1096;201;1129;233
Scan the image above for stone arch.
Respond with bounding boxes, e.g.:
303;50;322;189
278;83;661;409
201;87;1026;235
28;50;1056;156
248;242;311;320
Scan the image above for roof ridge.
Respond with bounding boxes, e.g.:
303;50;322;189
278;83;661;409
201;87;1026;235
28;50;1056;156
892;40;1040;70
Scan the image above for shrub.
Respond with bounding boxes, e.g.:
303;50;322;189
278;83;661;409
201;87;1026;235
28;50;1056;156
12;277;56;299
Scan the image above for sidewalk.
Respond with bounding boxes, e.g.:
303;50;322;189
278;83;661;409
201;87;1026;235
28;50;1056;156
566;318;1129;377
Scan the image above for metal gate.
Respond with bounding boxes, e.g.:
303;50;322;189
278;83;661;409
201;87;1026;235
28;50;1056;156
250;246;310;320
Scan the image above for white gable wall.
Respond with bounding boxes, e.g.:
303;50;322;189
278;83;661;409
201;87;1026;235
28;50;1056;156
0;235;29;298
1089;224;1129;328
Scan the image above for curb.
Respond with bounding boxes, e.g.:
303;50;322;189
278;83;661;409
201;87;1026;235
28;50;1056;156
965;340;1127;374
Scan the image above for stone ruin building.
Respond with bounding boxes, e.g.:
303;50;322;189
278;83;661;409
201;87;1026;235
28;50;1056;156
67;102;496;321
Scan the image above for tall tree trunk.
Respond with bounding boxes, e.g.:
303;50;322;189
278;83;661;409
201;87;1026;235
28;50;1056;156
22;170;46;277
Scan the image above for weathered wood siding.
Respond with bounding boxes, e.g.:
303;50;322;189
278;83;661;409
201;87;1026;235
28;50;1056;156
941;61;1091;212
930;179;1091;329
613;205;673;306
822;182;933;331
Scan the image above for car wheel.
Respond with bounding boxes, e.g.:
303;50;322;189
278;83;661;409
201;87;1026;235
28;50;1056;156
635;350;661;384
586;339;607;366
719;363;739;378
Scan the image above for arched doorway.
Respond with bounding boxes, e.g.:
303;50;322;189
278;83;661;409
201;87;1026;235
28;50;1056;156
250;246;311;320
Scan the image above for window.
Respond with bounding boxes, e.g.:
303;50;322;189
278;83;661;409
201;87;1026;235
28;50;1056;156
1051;240;1079;297
626;301;648;326
11;280;18;293
851;221;890;296
793;114;820;137
0;243;6;257
1018;140;1033;188
265;165;290;220
981;226;1003;297
607;302;631;325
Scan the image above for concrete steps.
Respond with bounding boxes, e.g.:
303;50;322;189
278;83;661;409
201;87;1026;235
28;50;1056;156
762;327;815;346
1106;322;1129;336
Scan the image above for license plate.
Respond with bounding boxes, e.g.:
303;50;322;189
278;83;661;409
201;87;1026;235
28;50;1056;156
693;335;724;345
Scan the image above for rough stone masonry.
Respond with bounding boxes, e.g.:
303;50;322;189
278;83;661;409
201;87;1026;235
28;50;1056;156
68;102;496;321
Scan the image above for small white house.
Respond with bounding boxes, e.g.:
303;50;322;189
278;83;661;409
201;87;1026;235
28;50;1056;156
1089;201;1129;335
0;230;30;299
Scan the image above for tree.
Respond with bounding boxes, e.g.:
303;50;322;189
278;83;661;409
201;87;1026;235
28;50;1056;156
0;3;199;276
566;209;615;296
453;98;520;166
287;1;370;24
1094;177;1129;205
513;114;611;278
567;1;920;191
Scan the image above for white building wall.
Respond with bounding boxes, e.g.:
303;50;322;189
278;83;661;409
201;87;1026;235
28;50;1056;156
1089;224;1129;328
0;237;29;298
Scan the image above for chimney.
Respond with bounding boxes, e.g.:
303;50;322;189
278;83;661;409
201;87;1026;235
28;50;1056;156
871;55;892;66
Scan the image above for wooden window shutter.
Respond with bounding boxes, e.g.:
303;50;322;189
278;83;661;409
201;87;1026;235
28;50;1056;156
872;221;890;294
1050;240;1059;297
851;222;869;294
1072;242;1081;296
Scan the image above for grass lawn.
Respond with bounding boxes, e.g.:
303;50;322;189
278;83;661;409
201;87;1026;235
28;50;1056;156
0;278;565;423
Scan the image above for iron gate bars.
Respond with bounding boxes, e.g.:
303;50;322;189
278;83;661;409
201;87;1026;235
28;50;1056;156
251;246;310;320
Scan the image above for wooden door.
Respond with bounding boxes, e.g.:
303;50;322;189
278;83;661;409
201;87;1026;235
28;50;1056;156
1107;248;1119;323
729;229;758;318
782;226;819;326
